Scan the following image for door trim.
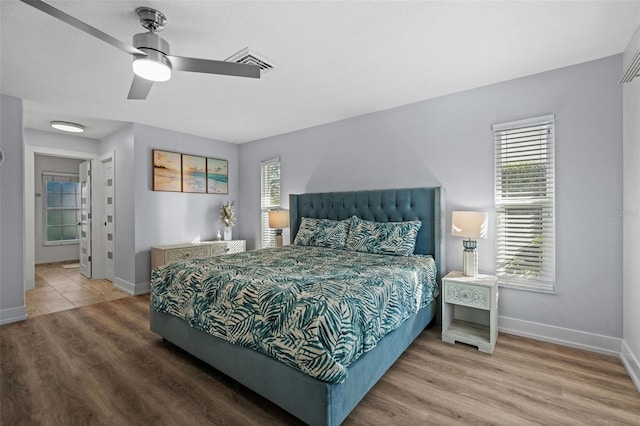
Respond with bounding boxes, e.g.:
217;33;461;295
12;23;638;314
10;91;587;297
24;146;97;290
90;152;115;280
79;160;92;278
102;154;115;281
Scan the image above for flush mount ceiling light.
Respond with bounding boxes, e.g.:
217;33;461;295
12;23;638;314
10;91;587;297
50;121;85;133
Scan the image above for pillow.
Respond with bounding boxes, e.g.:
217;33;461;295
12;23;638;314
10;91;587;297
345;216;421;256
293;217;351;249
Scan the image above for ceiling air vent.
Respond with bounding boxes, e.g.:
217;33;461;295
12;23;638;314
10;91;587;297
226;48;276;75
622;26;640;84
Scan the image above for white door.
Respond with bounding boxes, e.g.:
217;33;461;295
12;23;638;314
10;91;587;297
103;157;115;281
79;161;92;278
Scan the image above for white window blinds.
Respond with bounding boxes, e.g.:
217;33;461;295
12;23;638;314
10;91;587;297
493;115;555;292
260;158;281;248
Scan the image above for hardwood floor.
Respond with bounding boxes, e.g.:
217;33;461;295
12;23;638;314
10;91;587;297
1;295;639;425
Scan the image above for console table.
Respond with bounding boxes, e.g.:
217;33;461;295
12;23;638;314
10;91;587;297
151;240;246;270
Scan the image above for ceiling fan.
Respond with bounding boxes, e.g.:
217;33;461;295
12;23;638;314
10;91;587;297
20;0;261;100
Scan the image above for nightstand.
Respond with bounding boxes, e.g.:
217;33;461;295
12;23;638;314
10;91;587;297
441;271;498;354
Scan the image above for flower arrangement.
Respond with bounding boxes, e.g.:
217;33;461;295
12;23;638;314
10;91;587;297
220;200;236;227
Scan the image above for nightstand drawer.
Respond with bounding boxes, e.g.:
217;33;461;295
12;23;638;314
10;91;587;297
164;246;211;263
444;281;491;310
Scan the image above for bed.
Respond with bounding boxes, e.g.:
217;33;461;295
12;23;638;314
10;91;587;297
150;187;445;425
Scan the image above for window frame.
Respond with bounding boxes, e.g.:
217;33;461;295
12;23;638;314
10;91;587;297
260;158;281;248
493;114;556;293
42;172;81;246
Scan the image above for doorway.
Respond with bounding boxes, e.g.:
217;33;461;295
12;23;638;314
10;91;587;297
35;157;85;268
24;147;116;291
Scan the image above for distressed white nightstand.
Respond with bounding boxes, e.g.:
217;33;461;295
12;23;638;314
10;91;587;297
441;271;498;354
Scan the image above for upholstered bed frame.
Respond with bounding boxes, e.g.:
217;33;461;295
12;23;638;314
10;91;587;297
150;187;445;425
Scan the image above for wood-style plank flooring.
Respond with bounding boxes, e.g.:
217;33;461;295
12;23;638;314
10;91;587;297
1;295;639;425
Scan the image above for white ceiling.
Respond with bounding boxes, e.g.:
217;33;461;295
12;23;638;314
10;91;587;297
1;1;639;143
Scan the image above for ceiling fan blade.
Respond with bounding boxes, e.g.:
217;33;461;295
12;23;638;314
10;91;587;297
20;0;145;56
167;56;261;79
127;75;154;100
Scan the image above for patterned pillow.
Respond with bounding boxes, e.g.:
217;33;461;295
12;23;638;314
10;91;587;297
345;216;422;256
293;217;351;249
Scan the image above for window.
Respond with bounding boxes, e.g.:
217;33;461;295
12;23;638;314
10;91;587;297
260;158;281;248
43;173;80;244
493;115;555;292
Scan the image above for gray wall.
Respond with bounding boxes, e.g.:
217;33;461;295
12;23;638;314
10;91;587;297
99;125;136;291
238;55;623;340
0;55;628;353
24;128;100;154
623;39;640;378
98;123;239;291
132;124;239;286
0;95;25;323
34;154;84;264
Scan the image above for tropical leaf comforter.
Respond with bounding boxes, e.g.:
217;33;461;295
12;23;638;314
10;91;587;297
150;245;438;383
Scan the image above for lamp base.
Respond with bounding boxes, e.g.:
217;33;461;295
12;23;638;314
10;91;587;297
463;248;478;277
274;229;283;248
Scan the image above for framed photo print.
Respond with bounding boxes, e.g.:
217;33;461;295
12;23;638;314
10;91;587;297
182;154;207;193
207;158;228;194
153;150;182;192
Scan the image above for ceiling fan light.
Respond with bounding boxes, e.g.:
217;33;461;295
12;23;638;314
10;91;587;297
133;57;171;82
50;121;85;133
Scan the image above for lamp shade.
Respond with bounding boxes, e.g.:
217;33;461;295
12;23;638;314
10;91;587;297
451;211;488;239
268;210;290;229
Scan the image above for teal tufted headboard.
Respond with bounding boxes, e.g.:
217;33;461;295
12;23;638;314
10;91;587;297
289;187;445;279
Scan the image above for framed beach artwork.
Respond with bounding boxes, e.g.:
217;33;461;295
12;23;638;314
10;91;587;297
153;150;182;192
182;154;207;193
207;158;229;194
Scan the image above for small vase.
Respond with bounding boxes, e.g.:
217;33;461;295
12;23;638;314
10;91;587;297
223;226;232;241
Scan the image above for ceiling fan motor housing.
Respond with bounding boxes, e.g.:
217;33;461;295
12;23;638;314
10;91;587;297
132;7;171;71
133;32;171;68
133;32;170;56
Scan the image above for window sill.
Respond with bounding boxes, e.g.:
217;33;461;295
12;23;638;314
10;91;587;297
43;241;80;247
498;281;556;294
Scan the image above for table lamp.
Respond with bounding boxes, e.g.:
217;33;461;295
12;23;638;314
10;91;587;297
451;211;488;277
268;210;289;247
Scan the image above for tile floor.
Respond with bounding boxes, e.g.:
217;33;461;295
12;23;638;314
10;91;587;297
27;262;129;317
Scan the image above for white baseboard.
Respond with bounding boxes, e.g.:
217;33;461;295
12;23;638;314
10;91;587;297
132;281;150;295
621;340;640;394
498;315;622;357
113;278;150;296
0;305;28;325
